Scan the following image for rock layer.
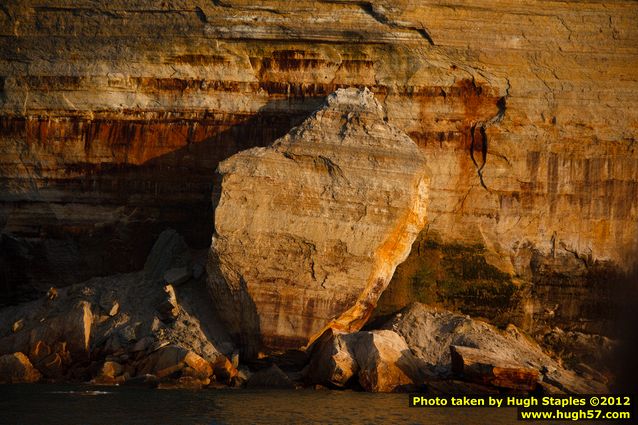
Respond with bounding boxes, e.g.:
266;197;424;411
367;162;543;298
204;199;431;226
0;0;636;340
208;88;428;354
450;345;540;391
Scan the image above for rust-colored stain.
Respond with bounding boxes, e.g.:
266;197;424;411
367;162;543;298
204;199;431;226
0;71;505;309
168;54;231;66
6;75;502;170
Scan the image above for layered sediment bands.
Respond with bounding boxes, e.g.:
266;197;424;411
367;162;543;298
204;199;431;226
1;0;637;338
0;0;502;304
208;88;428;355
0;107;318;303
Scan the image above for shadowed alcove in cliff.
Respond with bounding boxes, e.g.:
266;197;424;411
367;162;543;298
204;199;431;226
0;95;328;305
1;74;507;306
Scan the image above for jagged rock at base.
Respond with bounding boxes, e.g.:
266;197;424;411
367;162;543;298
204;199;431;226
540;327;616;383
101;360;124;379
246;364;295;389
0;300;92;378
0;227;620;393
0;229;235;388
208;87;429;356
212;356;239;385
156;285;180;323
306;329;361;387
353;330;425;392
307;329;425;392
144;230;192;283
450;345;540;391
137;345;213;385
0;352;42;384
383;303;607;393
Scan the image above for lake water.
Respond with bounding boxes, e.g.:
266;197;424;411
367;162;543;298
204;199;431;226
0;384;580;424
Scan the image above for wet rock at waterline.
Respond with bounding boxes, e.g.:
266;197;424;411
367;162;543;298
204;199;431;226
383;303;608;393
450;345;540;391
246;364;295;389
208;88;429;356
0;352;42;384
307;329;426;392
0;230;236;388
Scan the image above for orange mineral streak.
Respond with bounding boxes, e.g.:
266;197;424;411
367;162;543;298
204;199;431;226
405;78;501;151
304;81;498;344
19;115;235;168
306;176;429;348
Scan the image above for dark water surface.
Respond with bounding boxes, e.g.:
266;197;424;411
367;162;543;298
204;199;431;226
0;384;577;424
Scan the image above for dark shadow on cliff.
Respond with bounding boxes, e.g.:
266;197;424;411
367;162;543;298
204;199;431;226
172;269;236;358
90;95;327;249
610;262;638;394
0;96;326;306
206;248;262;362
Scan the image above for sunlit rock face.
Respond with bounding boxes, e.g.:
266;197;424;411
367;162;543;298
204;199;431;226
0;1;501;304
1;1;637;339
208;88;428;355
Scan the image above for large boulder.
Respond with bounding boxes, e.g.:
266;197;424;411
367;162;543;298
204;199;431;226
246;364;295;389
0;352;42;384
144;229;192;283
0;300;92;377
208;88;429;356
211;355;239;385
136;345;213;383
450;345;540;391
307;329;425;392
353;330;426;392
383;303;607;393
306;329;361;387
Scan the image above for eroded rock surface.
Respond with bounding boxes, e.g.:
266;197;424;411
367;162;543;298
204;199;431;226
450;345;540;391
307;329;425;392
208;88;429;355
306;329;360;387
0;230;236;387
353;330;425;393
0;2;635;346
0;352;42;384
383;303;607;393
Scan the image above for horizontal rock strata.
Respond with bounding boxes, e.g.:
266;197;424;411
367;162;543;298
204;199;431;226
0;0;636;339
208;88;428;355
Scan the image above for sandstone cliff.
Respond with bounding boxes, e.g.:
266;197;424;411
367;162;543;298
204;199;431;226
1;1;637;339
208;88;428;354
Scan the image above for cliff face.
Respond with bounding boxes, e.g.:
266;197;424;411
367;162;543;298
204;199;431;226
208;88;429;354
1;1;637;336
